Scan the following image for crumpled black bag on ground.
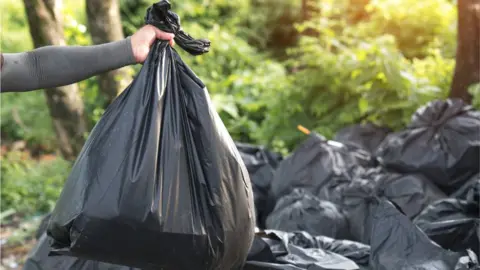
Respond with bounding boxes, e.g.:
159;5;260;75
413;197;480;256
244;230;365;270
327;167;446;243
267;132;375;215
46;2;255;269
236;142;283;229
265;189;350;239
334;123;391;154
375;169;446;219
281;231;370;266
367;198;479;270
23;234;139;270
376;99;480;194
245;201;480;270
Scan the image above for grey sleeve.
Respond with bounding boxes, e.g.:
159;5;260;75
0;37;136;93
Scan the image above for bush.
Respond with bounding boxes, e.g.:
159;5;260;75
0;152;71;217
351;0;457;58
257;8;454;150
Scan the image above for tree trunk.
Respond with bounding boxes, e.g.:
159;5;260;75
86;0;132;104
23;0;87;160
450;0;480;103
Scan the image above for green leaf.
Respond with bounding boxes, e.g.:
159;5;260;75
358;98;369;114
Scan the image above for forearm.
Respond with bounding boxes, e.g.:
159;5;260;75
0;38;136;93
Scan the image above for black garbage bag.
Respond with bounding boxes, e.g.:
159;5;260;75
23;234;138;270
368;198;479;270
451;173;480;201
265;189;350;239
332;167;446;243
375;170;446;219
280;231;370;267
455;250;480;270
334;123;391;153
235;142;283;170
236;142;283;229
268;132;375;215
244;230;364;270
46;2;255;269
413;198;480;256
35;213;51;240
376;99;480;194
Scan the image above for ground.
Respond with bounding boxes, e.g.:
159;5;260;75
0;217;40;270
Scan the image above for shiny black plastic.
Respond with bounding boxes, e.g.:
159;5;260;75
46;2;255;269
265;188;350;239
368;199;476;270
236;142;283;229
267;133;375;216
334;123;391;153
245;230;365;270
23;234;139;270
414;197;480;256
451;173;480;201
376;99;480;194
333;167;446;243
144;0;210;55
245;199;479;269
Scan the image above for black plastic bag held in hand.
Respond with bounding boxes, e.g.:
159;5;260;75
46;2;255;269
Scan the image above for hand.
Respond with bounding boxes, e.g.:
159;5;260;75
130;25;175;63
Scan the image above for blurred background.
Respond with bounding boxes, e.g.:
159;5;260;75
0;0;479;268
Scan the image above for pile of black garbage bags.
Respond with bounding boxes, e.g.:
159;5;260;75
240;98;480;270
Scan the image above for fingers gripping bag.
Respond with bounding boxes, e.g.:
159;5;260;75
46;1;256;269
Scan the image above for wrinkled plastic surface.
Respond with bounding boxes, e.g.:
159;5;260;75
236;142;283;229
280;231;370;266
451;173;480;201
144;1;210;55
244;199;479;269
367;168;447;219
414;197;480;256
23;234;139;270
265;188;350;239
334;123;391;153
245;230;365;270
326;167;445;243
46;2;255;269
376;99;480;194
368;198;476;270
268;133;375;215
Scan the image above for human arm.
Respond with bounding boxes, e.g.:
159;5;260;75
0;25;174;93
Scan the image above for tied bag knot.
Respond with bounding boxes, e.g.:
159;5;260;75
144;0;211;56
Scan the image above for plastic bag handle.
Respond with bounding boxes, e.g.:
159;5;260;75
144;0;211;56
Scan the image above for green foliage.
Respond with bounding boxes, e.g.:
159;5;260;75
174;24;290;142
1;0;32;53
258;2;455;150
0;92;55;148
350;0;457;58
469;83;480;110
1;153;71;217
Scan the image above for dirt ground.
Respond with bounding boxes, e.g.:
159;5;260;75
1;218;41;270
